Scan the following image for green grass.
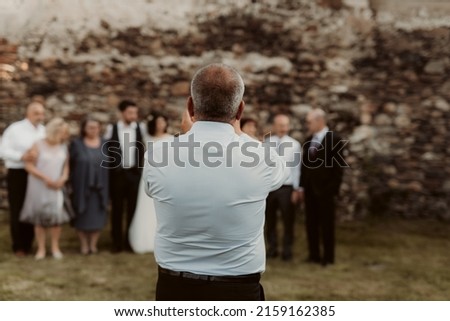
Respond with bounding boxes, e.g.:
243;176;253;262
0;212;449;300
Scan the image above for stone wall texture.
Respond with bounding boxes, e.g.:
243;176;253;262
0;0;449;219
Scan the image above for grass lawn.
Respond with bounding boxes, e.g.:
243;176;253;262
0;211;449;300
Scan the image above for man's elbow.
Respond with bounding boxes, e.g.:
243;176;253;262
270;162;289;191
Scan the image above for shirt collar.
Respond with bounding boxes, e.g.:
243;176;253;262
189;121;235;135
314;126;329;141
24;118;42;130
118;120;137;129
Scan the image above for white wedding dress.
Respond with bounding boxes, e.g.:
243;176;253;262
128;133;172;253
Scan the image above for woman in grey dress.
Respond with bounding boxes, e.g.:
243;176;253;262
69;117;109;255
20;118;70;260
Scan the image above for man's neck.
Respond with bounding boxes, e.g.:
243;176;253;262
275;133;288;138
25;118;38;128
120;120;133;126
313;126;328;136
194;118;231;124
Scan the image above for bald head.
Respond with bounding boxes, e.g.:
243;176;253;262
272;114;290;137
190;63;245;122
26;102;45;126
306;108;327;135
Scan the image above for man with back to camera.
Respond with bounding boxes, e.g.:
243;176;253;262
299;108;346;266
264;114;302;261
144;63;288;300
1;101;46;256
103;100;145;253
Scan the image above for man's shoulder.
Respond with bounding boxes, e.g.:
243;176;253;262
281;135;301;148
3;119;25;133
37;123;45;132
287;135;300;144
239;133;261;144
325;130;343;142
10;119;26;128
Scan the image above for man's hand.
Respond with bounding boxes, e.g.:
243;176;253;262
21;149;38;163
291;190;300;205
291;190;305;205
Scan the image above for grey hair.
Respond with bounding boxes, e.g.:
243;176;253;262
310;108;327;122
190;63;245;122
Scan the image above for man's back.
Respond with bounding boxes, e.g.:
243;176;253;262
145;121;286;276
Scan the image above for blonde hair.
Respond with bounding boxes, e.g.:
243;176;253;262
46;117;68;143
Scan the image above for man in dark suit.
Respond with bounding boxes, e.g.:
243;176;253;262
103;100;145;252
299;109;346;266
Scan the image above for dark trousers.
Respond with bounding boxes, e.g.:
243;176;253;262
265;185;295;255
155;268;265;301
7;169;34;253
304;190;335;264
109;168;141;251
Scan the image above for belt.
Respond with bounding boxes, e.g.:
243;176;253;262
158;266;261;283
112;167;141;173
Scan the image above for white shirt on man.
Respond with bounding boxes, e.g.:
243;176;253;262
104;120;145;168
264;134;301;190
144;121;288;276
312;126;329;145
0;119;45;169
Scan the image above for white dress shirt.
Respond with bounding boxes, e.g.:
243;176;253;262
0;119;45;169
265;134;301;190
104;121;145;168
144;121;288;276
312;126;329;145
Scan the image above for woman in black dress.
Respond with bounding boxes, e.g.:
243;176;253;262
69;117;109;254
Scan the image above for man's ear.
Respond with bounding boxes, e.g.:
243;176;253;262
235;101;245;120
187;96;195;118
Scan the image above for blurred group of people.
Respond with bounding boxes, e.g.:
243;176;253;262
1;63;347;301
239;112;345;265
1;83;344;269
0;99;171;259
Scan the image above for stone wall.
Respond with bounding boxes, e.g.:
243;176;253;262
0;0;449;219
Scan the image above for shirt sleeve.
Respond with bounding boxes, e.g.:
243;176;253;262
139;122;147;137
103;124;113;140
268;147;289;192
0;126;23;162
292;141;301;190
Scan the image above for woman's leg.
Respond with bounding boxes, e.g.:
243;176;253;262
77;231;89;255
34;225;46;259
89;231;100;254
50;225;62;258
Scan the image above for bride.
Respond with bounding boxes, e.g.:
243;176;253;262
129;113;172;253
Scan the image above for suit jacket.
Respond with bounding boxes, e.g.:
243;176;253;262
102;122;145;171
300;131;345;197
